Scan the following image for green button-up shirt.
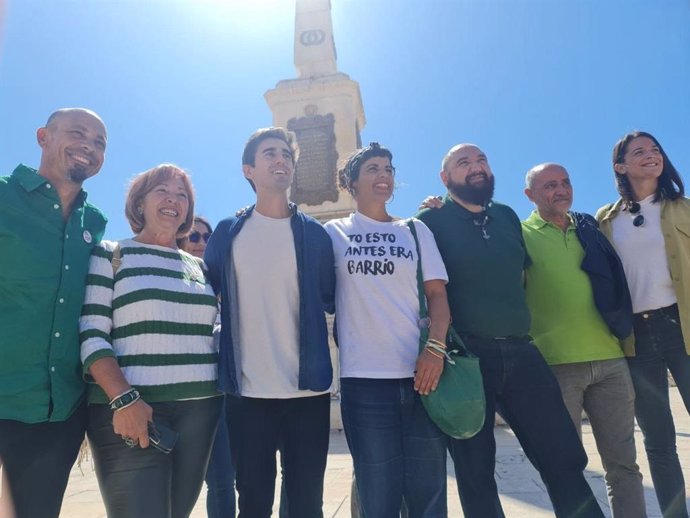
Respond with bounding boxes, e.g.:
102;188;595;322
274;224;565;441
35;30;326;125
0;164;107;423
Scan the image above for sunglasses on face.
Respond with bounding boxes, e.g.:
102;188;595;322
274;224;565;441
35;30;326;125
189;231;212;243
629;202;645;228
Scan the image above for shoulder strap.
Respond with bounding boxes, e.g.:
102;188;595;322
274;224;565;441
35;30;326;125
111;242;122;275
407;220;429;352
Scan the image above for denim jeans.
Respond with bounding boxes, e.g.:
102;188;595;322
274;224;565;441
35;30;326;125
448;337;604;518
0;401;87;518
340;377;448;518
205;399;236;518
629;304;690;518
88;397;222;518
225;394;330;518
550;358;645;518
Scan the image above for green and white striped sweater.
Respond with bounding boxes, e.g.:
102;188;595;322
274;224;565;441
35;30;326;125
79;239;219;404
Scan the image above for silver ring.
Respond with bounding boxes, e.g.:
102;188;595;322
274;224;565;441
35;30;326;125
123;436;138;447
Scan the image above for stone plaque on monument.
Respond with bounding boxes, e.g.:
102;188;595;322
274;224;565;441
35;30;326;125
288;113;339;206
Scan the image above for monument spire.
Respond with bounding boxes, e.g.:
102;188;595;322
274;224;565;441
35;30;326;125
265;0;365;222
294;0;338;78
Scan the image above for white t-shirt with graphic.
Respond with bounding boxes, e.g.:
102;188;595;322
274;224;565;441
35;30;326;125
324;212;448;379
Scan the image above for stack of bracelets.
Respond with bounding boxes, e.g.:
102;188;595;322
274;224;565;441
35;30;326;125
109;388;141;412
425;338;450;361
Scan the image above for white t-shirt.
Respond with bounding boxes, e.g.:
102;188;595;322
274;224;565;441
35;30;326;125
324;212;448;378
233;211;322;398
611;195;677;313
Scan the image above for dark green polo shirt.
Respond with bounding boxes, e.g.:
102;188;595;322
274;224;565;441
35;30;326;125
417;196;531;338
0;165;107;423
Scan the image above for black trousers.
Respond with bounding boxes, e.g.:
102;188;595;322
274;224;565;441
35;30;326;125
226;394;330;518
88;397;222;518
0;401;87;518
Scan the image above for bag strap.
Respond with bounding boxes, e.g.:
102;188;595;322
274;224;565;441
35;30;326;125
111;242;122;276
407;220;429;353
407;220;475;359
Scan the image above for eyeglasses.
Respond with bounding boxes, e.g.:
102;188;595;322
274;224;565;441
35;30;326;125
629;202;645;227
472;212;491;240
189;231;212;243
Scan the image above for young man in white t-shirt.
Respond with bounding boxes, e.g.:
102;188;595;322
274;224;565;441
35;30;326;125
204;127;335;518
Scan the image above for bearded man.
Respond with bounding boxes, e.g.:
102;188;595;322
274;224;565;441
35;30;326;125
417;144;604;518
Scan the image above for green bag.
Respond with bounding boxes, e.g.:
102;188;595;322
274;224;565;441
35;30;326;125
408;220;486;440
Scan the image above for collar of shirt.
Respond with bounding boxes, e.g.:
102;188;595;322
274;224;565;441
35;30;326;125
523;210;575;231
13;163;88;205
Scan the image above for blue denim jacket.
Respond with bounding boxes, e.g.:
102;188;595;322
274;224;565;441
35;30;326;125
204;204;335;396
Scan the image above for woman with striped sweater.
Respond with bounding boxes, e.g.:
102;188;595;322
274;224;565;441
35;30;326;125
79;164;221;518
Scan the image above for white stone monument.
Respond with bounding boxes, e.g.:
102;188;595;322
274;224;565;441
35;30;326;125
265;0;366;223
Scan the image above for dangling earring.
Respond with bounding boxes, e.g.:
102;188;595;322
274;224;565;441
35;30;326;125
137;206;144;215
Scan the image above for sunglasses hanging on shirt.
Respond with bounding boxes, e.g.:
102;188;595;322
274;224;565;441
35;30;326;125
472;211;491;240
628;202;645;228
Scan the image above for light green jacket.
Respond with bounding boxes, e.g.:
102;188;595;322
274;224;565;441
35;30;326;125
596;197;690;356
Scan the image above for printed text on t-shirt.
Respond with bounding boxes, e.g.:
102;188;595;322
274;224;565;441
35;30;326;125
344;232;413;275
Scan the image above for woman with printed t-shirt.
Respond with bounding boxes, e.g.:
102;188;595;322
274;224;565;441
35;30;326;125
597;131;690;518
324;143;451;518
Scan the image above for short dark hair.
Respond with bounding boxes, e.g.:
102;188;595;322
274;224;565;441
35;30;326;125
241;127;299;192
338;142;394;194
613;131;684;202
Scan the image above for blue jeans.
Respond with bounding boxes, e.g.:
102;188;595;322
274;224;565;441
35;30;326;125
629;304;690;518
448;337;604;518
205;400;236;518
340;377;448;518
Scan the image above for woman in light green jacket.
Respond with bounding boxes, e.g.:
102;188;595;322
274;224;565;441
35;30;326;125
597;131;690;518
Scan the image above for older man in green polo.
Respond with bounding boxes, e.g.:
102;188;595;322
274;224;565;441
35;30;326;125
522;162;645;518
0;108;108;518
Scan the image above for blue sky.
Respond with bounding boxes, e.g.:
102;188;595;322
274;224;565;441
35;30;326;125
1;0;688;239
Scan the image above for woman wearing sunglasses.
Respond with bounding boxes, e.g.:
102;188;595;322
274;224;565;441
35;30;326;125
597;131;690;518
180;216;213;258
179;216;236;518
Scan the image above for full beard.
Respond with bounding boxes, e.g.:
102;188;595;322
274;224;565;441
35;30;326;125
447;174;495;206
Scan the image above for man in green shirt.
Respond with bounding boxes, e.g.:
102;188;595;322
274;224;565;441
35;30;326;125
522;163;645;518
0;108;108;518
418;144;603;518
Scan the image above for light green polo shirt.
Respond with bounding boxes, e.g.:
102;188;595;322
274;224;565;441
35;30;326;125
522;211;622;365
0;165;107;423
